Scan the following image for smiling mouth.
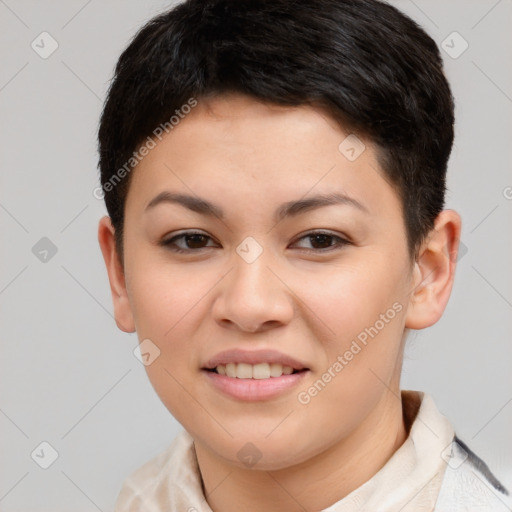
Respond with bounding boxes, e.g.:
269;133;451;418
204;362;308;379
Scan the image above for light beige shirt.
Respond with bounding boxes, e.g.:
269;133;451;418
114;390;507;511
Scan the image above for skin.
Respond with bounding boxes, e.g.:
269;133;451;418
98;93;461;511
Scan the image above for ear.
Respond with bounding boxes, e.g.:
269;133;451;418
405;209;462;329
97;216;135;333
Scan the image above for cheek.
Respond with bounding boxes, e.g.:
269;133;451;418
124;251;220;387
291;267;407;442
301;258;406;337
125;256;210;418
302;257;408;389
126;249;211;338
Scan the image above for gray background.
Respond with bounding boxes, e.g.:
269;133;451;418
0;0;511;510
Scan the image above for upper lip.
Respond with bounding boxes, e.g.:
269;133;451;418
202;349;309;371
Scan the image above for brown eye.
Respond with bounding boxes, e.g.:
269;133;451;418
161;231;217;253
309;234;334;249
183;234;209;249
292;231;350;252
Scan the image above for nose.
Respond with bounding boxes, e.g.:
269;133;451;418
211;248;295;333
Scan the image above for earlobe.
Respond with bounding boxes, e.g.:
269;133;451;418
97;216;136;333
405;210;462;330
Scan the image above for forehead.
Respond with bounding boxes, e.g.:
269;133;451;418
125;93;402;222
174;93;347;158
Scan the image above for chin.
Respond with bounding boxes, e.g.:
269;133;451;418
207;433;317;471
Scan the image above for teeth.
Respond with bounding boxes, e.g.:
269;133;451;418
269;363;283;377
237;363;253;379
214;362;297;378
226;363;237;378
253;363;270;379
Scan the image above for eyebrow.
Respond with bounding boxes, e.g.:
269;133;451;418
145;191;369;221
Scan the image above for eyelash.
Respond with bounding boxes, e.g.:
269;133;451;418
160;230;351;254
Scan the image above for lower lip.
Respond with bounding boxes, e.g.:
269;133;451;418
202;369;310;401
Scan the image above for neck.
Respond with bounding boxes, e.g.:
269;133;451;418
194;389;407;512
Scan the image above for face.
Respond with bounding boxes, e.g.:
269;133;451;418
116;94;417;469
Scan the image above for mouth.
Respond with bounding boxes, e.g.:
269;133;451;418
204;362;308;379
201;349;311;400
202;362;310;401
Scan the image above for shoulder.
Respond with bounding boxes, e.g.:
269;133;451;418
113;430;204;512
434;436;512;511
